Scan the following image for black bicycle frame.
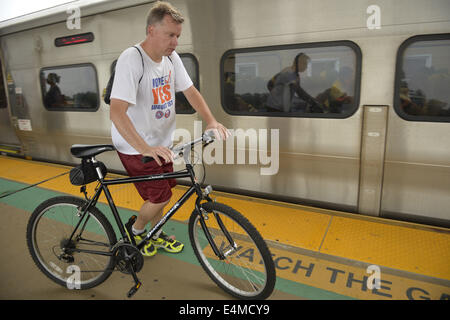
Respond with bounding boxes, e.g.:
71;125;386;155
67;161;225;260
68;163;197;247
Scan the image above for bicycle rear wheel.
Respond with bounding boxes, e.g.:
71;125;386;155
26;196;117;289
188;202;276;300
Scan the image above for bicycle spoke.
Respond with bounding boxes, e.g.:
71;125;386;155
27;197;116;289
190;203;275;299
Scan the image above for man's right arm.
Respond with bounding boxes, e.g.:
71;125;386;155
110;98;172;165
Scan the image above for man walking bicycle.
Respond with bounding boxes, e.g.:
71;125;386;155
110;1;229;256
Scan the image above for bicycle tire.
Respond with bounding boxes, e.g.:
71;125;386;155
26;196;117;290
188;201;276;300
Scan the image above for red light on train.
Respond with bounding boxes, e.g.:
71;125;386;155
54;32;94;47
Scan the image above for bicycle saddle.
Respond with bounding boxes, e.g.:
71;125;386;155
70;144;115;158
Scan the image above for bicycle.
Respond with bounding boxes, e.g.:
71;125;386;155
26;131;276;299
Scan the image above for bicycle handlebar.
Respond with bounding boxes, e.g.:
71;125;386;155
141;130;216;164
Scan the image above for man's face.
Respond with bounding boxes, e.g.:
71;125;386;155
148;15;182;56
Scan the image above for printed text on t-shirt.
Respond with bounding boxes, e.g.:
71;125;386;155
152;71;172;107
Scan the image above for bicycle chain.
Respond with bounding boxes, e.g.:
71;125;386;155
56;241;144;274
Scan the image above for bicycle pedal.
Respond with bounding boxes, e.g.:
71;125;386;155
127;281;142;298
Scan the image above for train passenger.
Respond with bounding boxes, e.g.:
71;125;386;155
316;66;354;114
266;53;322;113
44;73;65;108
109;1;229;257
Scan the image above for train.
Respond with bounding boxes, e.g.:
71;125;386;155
1;0;449;228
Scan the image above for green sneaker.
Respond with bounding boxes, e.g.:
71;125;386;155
151;231;184;253
134;231;157;257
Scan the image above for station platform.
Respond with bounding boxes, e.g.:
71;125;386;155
0;155;449;300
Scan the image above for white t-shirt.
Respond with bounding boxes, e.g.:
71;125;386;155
110;44;193;154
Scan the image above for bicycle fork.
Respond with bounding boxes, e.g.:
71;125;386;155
198;207;238;260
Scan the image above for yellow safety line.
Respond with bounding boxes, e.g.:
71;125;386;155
0;147;19;154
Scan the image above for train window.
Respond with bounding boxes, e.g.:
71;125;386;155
221;41;361;118
175;53;198;114
395;34;450;122
40;63;99;111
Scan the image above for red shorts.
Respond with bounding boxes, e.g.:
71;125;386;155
117;151;176;204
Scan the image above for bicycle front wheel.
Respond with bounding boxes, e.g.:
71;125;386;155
188;202;276;300
26;196;117;290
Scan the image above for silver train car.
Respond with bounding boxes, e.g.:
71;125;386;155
1;0;449;227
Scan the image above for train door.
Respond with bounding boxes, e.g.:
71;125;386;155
0;54;21;153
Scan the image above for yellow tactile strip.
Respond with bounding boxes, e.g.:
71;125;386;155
1;155;449;281
209;195;331;251
321;216;450;280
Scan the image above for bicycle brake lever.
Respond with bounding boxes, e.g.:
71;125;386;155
171;146;184;161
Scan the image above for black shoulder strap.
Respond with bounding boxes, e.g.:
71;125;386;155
132;45;144;84
131;46;173;83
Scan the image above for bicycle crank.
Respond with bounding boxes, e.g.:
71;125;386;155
113;242;144;298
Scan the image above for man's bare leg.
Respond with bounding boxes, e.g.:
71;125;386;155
132;197;182;253
133;199;169;232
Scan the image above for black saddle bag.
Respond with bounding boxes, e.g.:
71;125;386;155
69;159;107;186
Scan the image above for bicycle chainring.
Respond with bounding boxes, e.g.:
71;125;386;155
113;243;144;275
